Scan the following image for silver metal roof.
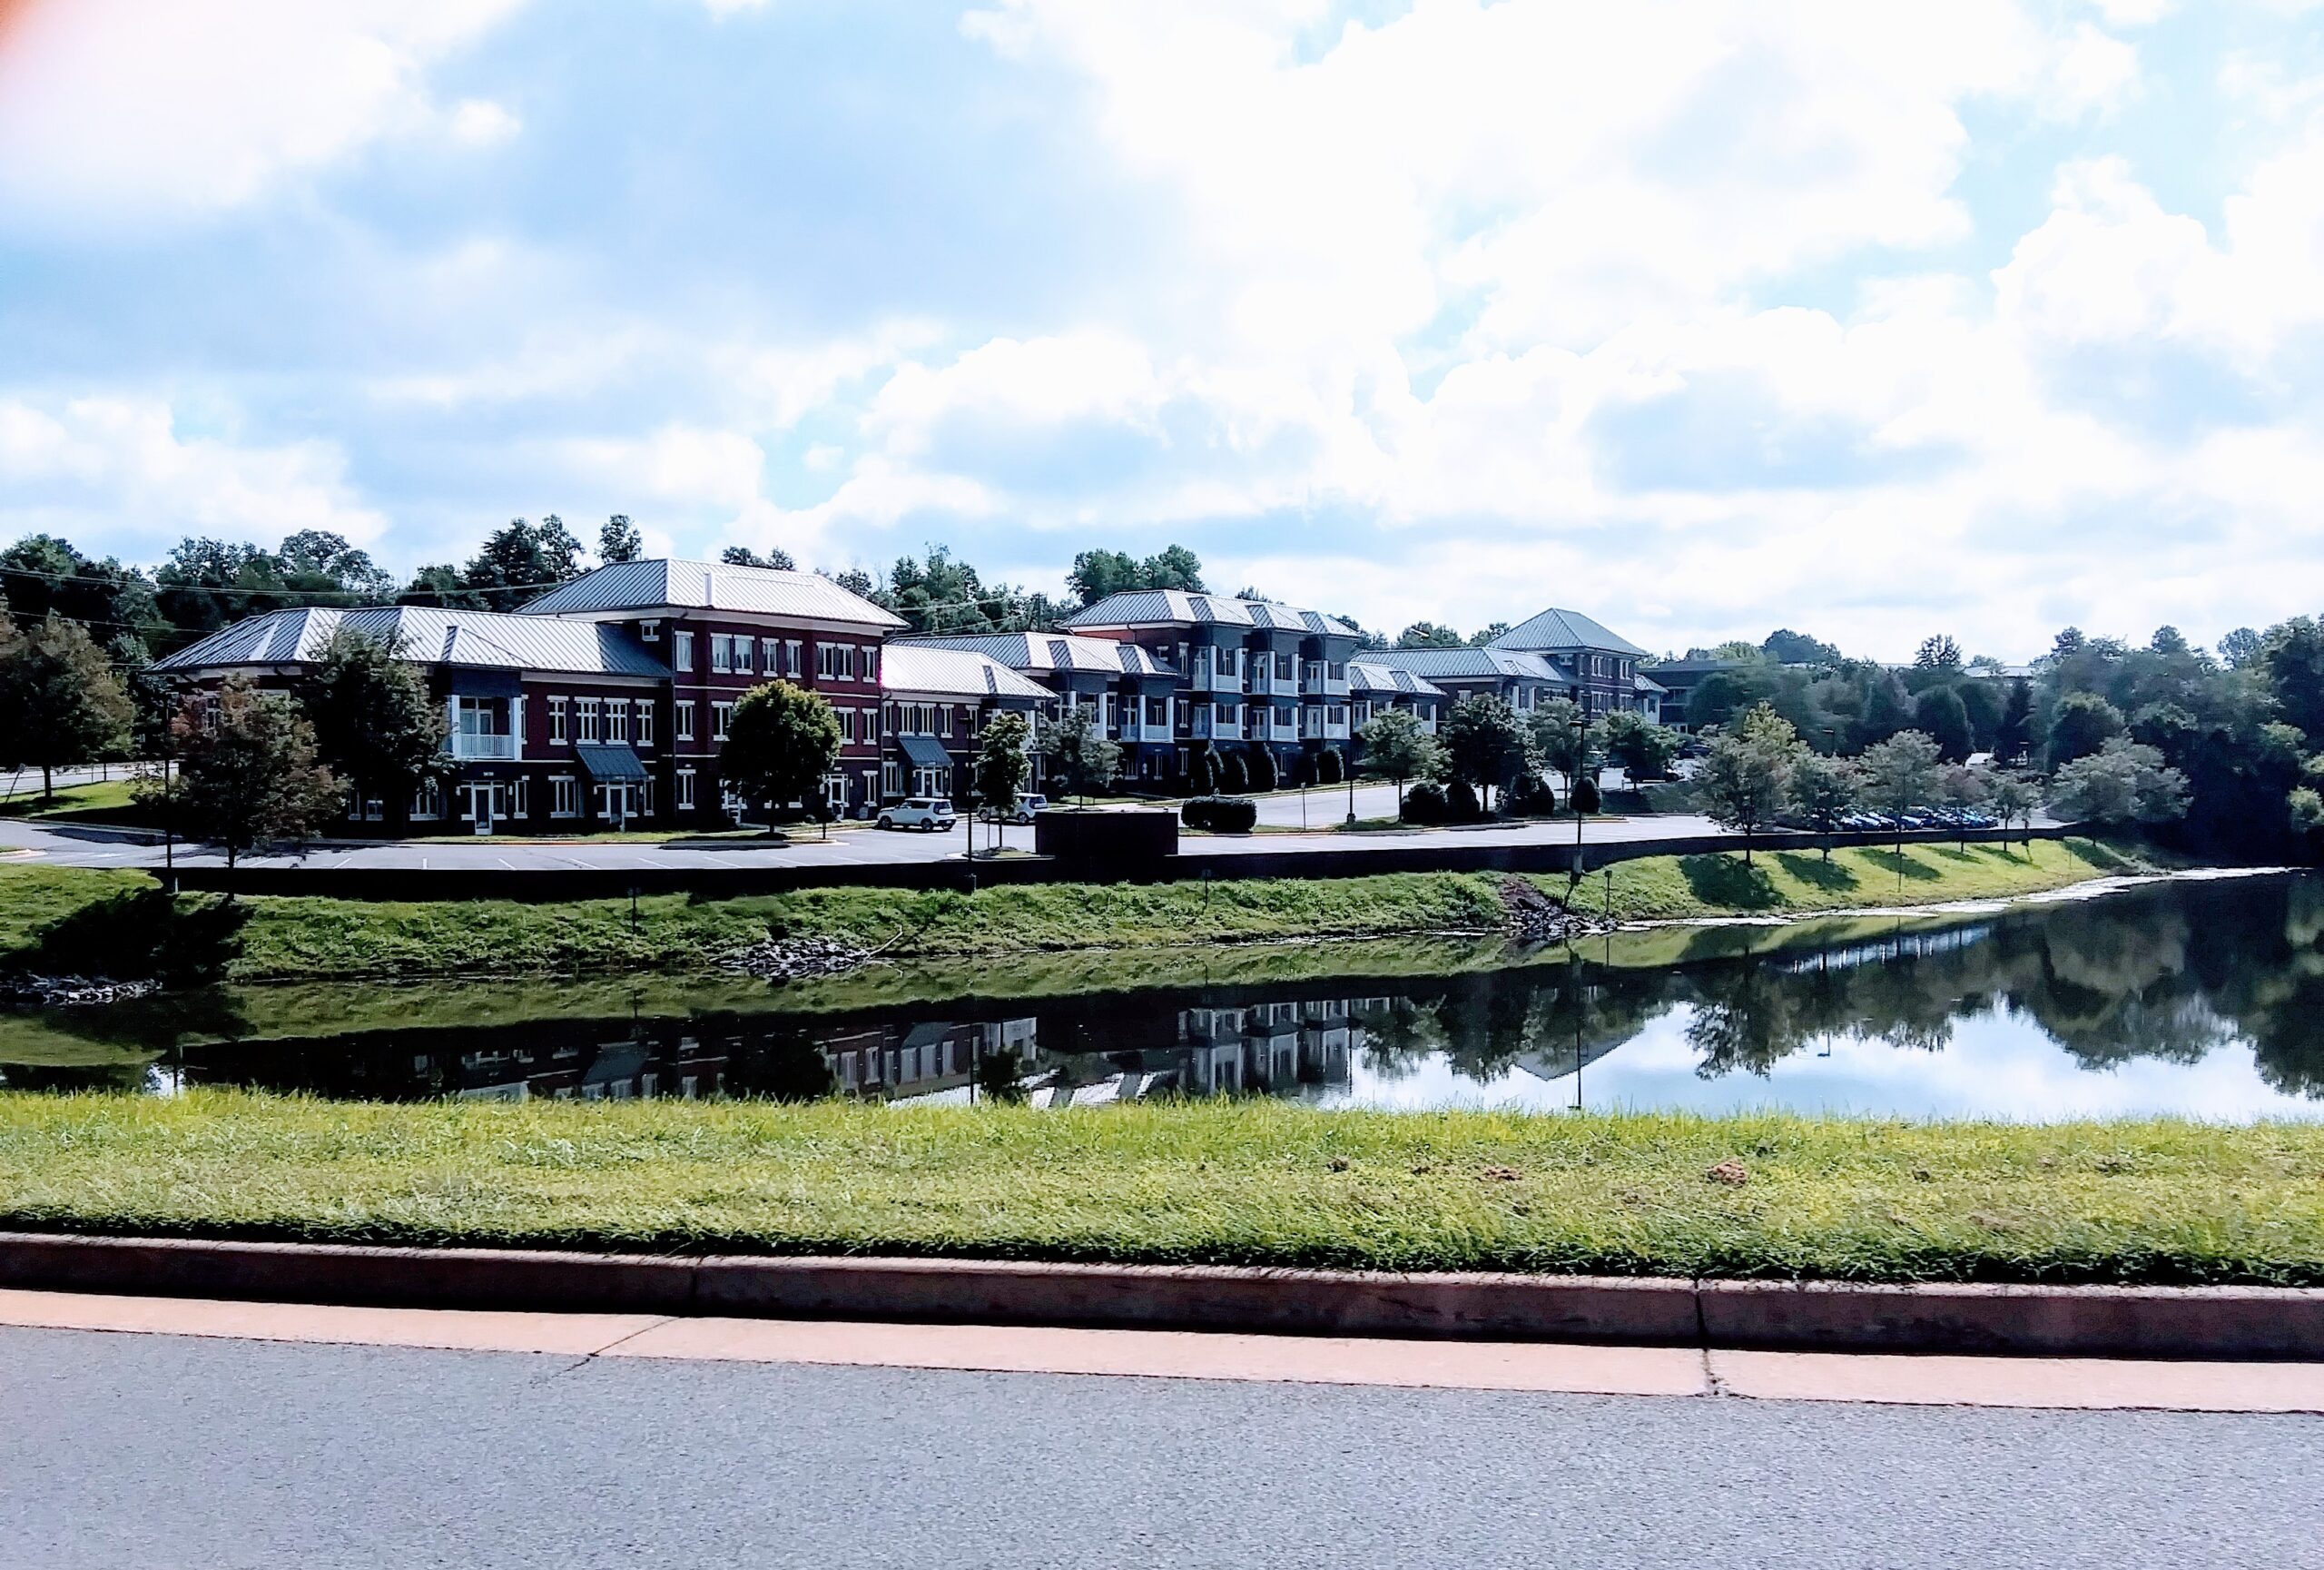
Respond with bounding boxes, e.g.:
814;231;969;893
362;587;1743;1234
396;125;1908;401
902;632;1180;679
1059;589;1357;638
516;558;906;628
1487;607;1648;657
879;645;1051;702
1346;662;1446;697
152;606;671;679
1364;647;1566;682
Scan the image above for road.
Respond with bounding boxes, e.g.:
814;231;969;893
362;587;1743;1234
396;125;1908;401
3;1324;2316;1570
0;805;1732;874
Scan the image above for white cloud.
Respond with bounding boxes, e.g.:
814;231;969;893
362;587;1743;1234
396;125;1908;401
447;99;522;147
553;425;765;515
0;0;526;223
0;396;388;560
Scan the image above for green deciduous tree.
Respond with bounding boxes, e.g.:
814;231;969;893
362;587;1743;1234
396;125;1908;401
2049;737;2191;828
1990;773;2040;844
721;545;797;570
0;612;133;799
1438;692;1524;812
598;515;644;564
1599;708;1680;783
1787;751;1864;858
1355;707;1444;815
1699;703;1801;863
1995;678;2035;766
719;681;842;833
1393;621;1464;649
1914;683;1973;763
972;709;1032;854
1040;703;1121;804
2047;691;2125;768
299;629;448;830
150;676;340;884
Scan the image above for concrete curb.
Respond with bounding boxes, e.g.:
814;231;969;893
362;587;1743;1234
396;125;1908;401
3;1234;2319;1358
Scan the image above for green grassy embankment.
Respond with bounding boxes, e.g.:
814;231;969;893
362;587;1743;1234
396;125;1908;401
2;1091;2318;1284
0;838;2156;984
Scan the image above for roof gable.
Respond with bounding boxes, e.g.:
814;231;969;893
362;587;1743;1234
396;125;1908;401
517;558;906;628
1487;607;1647;657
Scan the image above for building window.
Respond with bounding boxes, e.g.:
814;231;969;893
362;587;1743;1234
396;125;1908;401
606;699;629;744
548;697;568;745
676;768;696;811
411;778;444;821
551;775;579;817
881;760;901;797
513;777;530;818
862;646;878;682
675;700;696;743
835;707;856;745
638;619;661;643
710;635;734;674
635;700;654;747
941;706;954;738
578;698;602;743
713;702;734;741
673;629;694;671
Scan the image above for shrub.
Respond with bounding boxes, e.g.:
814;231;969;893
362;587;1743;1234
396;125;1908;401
1187;747;1220;796
1287;752;1315;787
1180;795;1259;833
1571;775;1602;814
1402;780;1450;824
1246;746;1279;793
1446;781;1482;821
1316;746;1344;785
1506;771;1557;816
1219;749;1251;795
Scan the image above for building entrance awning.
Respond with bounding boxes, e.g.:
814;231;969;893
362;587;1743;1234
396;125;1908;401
899;735;953;770
575;744;649;783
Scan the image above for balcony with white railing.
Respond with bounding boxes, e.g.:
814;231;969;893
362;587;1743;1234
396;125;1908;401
1190;711;1242;743
449;732;518;761
1119;721;1174;744
1189;652;1242;694
1247;665;1297;698
1300;663;1351;698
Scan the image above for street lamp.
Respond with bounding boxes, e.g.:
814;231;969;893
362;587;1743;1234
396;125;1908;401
1570;713;1590;882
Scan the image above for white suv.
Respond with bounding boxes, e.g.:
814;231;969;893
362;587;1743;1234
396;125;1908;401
878;797;957;832
980;793;1048;825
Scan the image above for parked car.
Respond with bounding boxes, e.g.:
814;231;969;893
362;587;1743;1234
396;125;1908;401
978;793;1049;825
877;797;957;832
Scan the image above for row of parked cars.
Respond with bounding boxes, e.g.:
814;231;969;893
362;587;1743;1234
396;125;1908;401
1833;809;2000;833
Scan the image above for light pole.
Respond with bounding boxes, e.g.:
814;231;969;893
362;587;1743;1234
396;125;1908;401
1570;713;1589;883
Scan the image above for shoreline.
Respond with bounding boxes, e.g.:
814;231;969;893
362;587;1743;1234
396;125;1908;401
0;838;2223;992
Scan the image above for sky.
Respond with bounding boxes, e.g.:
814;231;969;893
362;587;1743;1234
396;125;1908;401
1;0;2320;661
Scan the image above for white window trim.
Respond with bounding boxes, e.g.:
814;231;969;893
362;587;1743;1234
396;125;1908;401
675;700;696;743
548;697;569;746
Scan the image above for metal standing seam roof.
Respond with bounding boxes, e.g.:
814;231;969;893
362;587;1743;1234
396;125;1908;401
1346;662;1446;697
1363;647;1567;682
878;644;1052;702
515;558;908;629
900;632;1181;680
897;734;957;770
151;606;672;679
1486;607;1649;657
1058;589;1358;638
1634;673;1669;694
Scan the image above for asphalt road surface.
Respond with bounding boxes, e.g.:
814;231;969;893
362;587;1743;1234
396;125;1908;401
4;1326;2316;1570
0;805;1732;874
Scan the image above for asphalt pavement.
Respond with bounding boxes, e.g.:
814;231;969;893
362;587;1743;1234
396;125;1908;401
3;1325;2315;1570
0;804;1731;874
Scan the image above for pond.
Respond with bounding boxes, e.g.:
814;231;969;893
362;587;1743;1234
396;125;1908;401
1;871;2319;1121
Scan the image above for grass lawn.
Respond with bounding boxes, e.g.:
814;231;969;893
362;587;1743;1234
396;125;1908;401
3;1091;2319;1284
0;779;142;821
0;838;2161;982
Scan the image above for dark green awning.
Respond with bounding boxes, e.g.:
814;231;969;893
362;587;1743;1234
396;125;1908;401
898;735;954;770
575;744;649;783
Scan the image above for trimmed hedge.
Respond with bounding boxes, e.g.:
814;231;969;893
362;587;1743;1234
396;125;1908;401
1181;795;1260;833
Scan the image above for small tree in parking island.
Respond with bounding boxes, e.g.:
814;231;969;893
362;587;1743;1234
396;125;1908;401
1861;727;1944;878
1787;752;1863;858
1600;709;1681;783
972;710;1032;854
1355;707;1444;816
1698;704;1801;864
152;676;340;888
1440;693;1524;813
720;681;842;835
1040;703;1120;804
1990;772;2040;844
